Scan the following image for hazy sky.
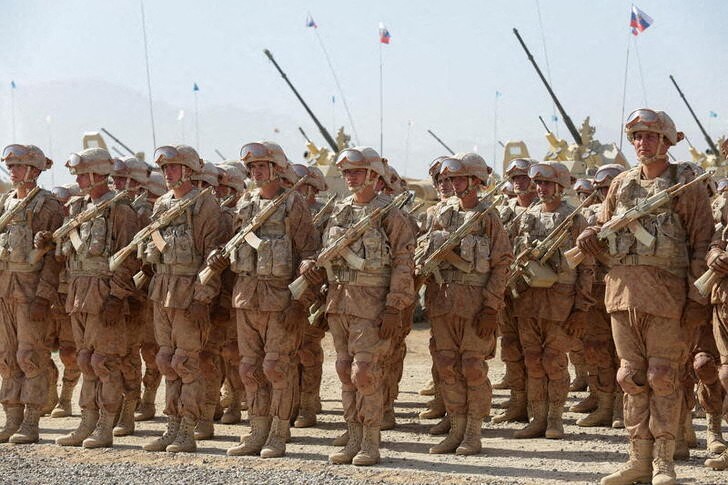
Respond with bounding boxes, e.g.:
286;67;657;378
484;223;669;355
2;0;727;187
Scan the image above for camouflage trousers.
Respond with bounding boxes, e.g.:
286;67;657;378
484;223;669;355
710;305;728;410
382;303;414;413
582;302;619;394
499;299;526;392
298;324;325;401
46;305;80;390
680;318;723;416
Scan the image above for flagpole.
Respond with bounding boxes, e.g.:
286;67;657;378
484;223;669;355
140;0;157;148
10;83;16;142
331;96;336;135
379;41;384;154
46;115;55;186
633;37;648;106
194;87;200;151
618;30;631;152
493;91;499;165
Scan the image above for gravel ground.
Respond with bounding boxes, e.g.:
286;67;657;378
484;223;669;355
1;323;726;484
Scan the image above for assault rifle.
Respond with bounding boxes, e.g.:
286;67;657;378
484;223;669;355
197;177;309;285
108;187;214;272
694;221;728;297
414;181;506;290
0;186;41;233
564;171;711;268
311;194;337;229
507;192;597;296
288;191;410;300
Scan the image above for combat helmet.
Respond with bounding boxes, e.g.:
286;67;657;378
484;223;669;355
1;144;52;172
439;152;490;184
146;172;167;198
191;161;221;188
335;146;387;193
218;163;247;193
625;108;684;146
153;145;203;172
528;161;571;189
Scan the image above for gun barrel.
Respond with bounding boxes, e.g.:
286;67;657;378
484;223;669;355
669;75;719;155
426;129;455;155
513;28;582;146
100;128;136;156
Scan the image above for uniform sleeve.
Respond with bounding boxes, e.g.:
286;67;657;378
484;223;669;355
289;193;321;262
596;177;621;227
481;211;513;311
677;182;713;304
572;213;595;312
109;203;141;300
383;208;416;311
191;194;227;304
33;197;64;302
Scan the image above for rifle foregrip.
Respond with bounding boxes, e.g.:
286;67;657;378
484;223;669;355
198;265;215;286
109;245;135;272
564;247;585;269
695;269;720;298
289;275;310;300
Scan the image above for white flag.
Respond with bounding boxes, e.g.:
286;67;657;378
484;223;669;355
177;110;185;121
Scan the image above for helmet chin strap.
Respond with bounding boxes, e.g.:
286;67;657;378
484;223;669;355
80;172;108;194
252;162;279;189
348;169;376;194
169;166;193;190
450;177;477;198
539;186;563;204
638;136;669;165
13;166;38;189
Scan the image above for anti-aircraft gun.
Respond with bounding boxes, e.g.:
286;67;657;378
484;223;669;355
513;28;629;178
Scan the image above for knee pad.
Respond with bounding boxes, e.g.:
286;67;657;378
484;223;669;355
171;349;200;384
523;349;546;378
239;358;262;389
155;348;176;380
647;357;677;397
461;351;488;387
90;353;113;380
77;348;94;375
16;348;42;378
718;364;728;392
693;352;719;385
352;359;380;395
59;347;78;368
434;350;458;385
263;353;291;388
542;347;568;379
335;357;353;386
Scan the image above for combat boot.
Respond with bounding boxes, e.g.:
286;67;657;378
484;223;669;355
707;413;727;454
332;429;349;446
419;379;436;396
612;392;624;429
56;409;99;446
492;390;528;424
330;422;363;464
219;379;234;409
82;409;115;448
514;401;547;439
684;412;698;448
455;415;482;455
51;376;79;418
42;365;59;416
577;391;615;427
429;414;466;454
600;439;653;485
226;416;271;456
0;405;24;442
221;398;242;425
705;449;728;470
652;439;676;485
569;391;597;413
294;392;318;428
352;426;380;466
142;416;180;452
419;393;446;420
492;368;512;390
429;415;451;435
545;402;565;439
113;398;137;437
194;404;215;440
261;417;288;458
569;365;588;392
9;406;42;444
167;416;197;453
381;405;396;431
134;377;160;422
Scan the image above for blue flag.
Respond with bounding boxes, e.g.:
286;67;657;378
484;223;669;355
551;115;559;122
709;111;718;118
10;80;16;89
193;83;200;92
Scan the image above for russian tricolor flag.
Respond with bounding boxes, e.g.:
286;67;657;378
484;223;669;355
630;5;653;36
379;22;391;44
306;14;317;29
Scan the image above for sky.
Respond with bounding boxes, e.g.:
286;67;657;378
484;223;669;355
2;0;727;187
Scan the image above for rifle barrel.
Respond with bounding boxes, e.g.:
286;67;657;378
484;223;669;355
669;74;719;155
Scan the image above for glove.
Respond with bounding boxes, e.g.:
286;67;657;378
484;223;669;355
681;300;711;329
29;297;50;322
564;310;588;339
284;301;307;332
378;306;401;339
103;296;124;326
707;248;728;276
185;301;209;326
207;248;229;273
576;227;604;256
299;259;326;287
475;307;499;338
34;231;54;251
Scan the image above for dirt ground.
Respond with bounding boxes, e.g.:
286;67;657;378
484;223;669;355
2;322;726;484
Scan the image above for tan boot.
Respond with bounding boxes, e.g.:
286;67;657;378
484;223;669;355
226;416;271;456
600;439;653;485
56;409;99;446
419;393;446;420
612;392;624;429
113;398;137;437
429;415;451;435
51;376;78;418
82;409;115;448
352;426;381;466
684;411;698;448
455;415;482;455
261;417;288;458
9;406;42;444
0;405;24;442
570;365;588;392
705;449;728;470
221;398;242;425
294;393;318;428
577;391;615;427
545;402;564;439
707;413;727;454
492;390;528;424
167;416;197;453
429;414;466;454
142;416;180;452
134;379;159;422
219;379;234;409
419;379;436;396
332;429;350;446
514;401;547;439
652;439;676;485
330;422;363;464
194;404;215;440
381;406;396;431
569;391;597;413
42;366;59;416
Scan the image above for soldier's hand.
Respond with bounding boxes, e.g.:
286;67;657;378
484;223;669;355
29;297;50;322
707;248;728;276
207;249;229;273
378;306;401;339
564;310;588;339
141;264;155;278
185;301;209;326
284;300;307;331
33;231;54;251
576;227;603;256
681;300;710;329
103;296;124;326
300;259;325;287
475;306;499;338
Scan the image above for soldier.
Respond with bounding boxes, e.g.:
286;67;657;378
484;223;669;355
301;146;416;466
45;148;140;448
511;161;594;440
421;153;512;455
141;145;225;453
577;109;712;485
208;142;319;458
712;178;728;228
0;144;63;444
573;178;595;204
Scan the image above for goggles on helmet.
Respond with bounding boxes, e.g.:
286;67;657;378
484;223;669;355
336;149;368;167
506;158;532;178
154;146;185;164
66;153;85;170
573;179;593;193
528;163;557;181
438;158;466;178
292;164;310;178
239;142;273;162
1;144;31;164
625;108;660;129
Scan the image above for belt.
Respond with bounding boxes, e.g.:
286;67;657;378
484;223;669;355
617;254;688;278
332;267;391;287
439;269;490;287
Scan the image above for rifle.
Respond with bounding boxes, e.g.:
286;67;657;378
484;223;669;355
108;187;214;272
288;192;410;300
311;194;337;228
0;186;41;233
408;201;424;215
564;171;711;268
507;191;597;296
197;177;309;285
694;225;728;298
414;180;506;290
505;198;539;235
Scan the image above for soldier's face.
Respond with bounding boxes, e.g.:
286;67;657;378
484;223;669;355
76;173;92;190
534;179;558;201
112;176;131;191
8;164;32;184
217;185;233;198
342;168;367;189
511;174;531;194
162;164;184;187
249;161;272;183
446;176;470;196
631;131;663;159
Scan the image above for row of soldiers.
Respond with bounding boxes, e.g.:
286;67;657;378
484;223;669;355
1;107;728;484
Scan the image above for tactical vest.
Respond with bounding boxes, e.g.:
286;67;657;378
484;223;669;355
323;194;392;287
581;202;601;226
611;166;689;277
0;189;48;272
143;190;204;276
229;191;294;279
